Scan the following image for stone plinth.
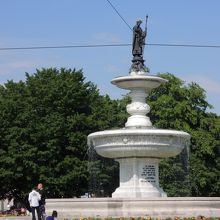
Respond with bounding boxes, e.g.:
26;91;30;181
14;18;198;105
45;198;220;219
112;158;166;198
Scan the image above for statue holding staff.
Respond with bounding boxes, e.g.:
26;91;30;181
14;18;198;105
132;20;146;57
130;16;148;73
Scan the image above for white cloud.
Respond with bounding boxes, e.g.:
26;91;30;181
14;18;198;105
184;74;220;94
0;60;39;76
0;54;63;76
106;64;120;73
92;32;121;44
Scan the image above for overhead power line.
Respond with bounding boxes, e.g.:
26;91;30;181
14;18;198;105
0;44;131;51
104;1;220;49
1;43;220;51
105;0;132;31
147;43;220;48
1;0;218;52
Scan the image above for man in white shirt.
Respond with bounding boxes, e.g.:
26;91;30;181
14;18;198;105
28;188;41;220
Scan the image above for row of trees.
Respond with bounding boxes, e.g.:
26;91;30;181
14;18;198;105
0;68;219;201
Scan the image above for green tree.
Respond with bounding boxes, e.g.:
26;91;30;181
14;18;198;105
147;73;220;196
0;68;106;199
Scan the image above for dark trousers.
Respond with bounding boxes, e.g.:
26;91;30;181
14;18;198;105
39;204;46;220
31;206;41;220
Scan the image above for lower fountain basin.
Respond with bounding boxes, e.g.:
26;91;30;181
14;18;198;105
87;128;190;159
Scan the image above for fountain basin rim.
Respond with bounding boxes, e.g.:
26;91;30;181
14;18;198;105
88;129;190;158
88;128;190;140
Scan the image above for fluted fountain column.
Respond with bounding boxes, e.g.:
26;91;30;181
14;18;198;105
125;88;152;128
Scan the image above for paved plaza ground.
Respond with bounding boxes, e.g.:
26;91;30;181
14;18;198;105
0;217;31;220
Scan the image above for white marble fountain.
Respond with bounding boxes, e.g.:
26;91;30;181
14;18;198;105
87;70;190;198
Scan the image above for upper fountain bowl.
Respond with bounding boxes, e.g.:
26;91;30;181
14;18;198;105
111;75;168;91
88;128;190;159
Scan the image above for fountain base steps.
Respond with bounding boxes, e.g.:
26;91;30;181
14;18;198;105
46;197;220;219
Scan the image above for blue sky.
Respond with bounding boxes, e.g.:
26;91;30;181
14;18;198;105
0;0;220;115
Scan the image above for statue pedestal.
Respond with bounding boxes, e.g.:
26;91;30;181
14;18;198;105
112;158;166;198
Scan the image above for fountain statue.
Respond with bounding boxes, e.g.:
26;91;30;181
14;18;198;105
87;19;190;198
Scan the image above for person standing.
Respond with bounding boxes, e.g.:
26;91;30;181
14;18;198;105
37;183;46;220
28;188;41;220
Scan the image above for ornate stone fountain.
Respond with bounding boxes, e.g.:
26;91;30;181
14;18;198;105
87;19;190;198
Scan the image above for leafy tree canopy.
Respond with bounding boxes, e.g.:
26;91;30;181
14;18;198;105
0;68;121;200
147;73;220;196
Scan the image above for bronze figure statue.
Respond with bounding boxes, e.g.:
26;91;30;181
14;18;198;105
130;17;148;73
132;20;146;57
